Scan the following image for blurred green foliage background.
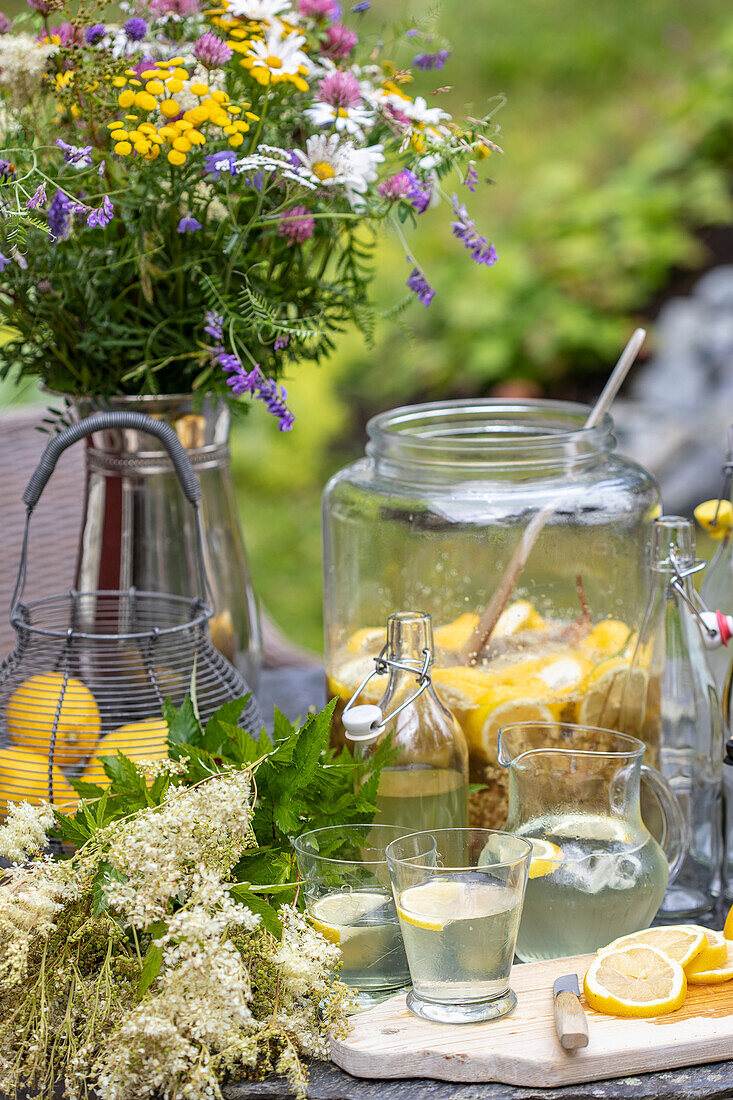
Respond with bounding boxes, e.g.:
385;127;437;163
5;0;733;651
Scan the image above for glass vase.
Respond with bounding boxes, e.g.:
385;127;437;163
67;392;262;688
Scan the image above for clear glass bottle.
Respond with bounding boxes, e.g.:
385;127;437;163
343;611;469;834
724;735;733;904
621;516;723;918
700;430;733;702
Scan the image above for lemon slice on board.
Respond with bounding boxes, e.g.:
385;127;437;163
686;939;733;985
723;900;733;941
584;944;686;1017
526;837;563;880
684;928;728;973
597;925;706;969
397;878;508;932
308;891;389;945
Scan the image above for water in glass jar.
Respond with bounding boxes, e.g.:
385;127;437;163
373;766;468;833
396;873;521;1001
308;889;409;991
515;814;669;962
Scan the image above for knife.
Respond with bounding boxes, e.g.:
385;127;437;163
553;973;589;1050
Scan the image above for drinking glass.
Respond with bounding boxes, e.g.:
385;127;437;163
294;824;416;1011
386;828;531;1024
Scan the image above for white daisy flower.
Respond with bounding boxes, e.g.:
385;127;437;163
226;0;292;19
304;101;376;137
245;27;310;83
293;133;384;208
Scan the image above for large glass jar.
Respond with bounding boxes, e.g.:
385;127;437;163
323;400;661;828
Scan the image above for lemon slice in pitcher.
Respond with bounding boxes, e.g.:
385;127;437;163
584;944;686;1017
526;837;563;879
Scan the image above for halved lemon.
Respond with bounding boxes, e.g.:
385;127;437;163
526;837;563;879
397;878;507;932
695;499;733;540
494;600;545;638
326;656;388;705
686;939;733;985
723;900;733;941
584;944;686;1017
597;925;706;969
536;654;592;697
345;627;385;655
578;659;647;731
685;929;728;974
432;665;494;720
434;613;480;654
308;890;388;945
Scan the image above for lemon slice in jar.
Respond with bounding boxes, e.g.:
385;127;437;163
584;945;686;1017
578;659;647;731
434;613;480;654
493;600;545;638
476;699;556;764
582;620;634;659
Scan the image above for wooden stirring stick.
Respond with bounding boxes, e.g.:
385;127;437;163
461;328;647;667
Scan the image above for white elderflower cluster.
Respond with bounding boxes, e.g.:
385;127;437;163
0;801;54;863
0;856;83;987
0;34;56;106
134;756;189;779
96;868;260;1100
104;769;254;927
273;905;346;1060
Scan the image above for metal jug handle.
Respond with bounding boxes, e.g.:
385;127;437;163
12;411;212;614
640;763;688;885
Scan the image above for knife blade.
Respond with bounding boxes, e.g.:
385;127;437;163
553;973;589;1050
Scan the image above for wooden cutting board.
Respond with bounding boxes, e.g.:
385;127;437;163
331;952;733;1087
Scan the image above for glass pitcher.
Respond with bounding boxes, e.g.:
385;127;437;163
498;722;686;962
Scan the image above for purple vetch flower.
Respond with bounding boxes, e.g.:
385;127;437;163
48;189;74;240
218;351;295;429
277;205;315;244
412;49;450;71
0;252;11;272
406;264;434;307
299;0;340;17
405;27;419;37
404;168;431;213
323;23;357;58
464;163;478;193
27;0;53;14
56;139;93;168
258;375;294;431
193;30;232;68
98;160;106;176
124;16;147;40
84;23;106;43
26;182;47;209
274;334;290;350
86;196;114;228
242;170;265;191
204;310;224;341
318;69;361;107
351;1;369;10
0;160;13;185
0;11;13;32
204;150;238;179
177;215;202;233
450;195;497;266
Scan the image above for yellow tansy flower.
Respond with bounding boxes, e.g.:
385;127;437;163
118;89;135;108
114;141;132;156
160;99;181;118
168;149;186;165
134;91;158;111
145;80;165;95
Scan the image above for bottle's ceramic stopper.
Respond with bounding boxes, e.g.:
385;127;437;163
342;703;384;743
699;611;733;649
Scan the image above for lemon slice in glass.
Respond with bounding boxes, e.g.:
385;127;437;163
584;944;686;1017
308;890;388;945
397;878;504;932
597;925;706;969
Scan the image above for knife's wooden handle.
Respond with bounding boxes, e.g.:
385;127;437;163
554;991;589;1050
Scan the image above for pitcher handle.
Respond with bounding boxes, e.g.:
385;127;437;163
640;763;688;885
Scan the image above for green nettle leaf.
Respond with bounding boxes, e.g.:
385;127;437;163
165;696;202;747
229;886;283;936
203;698;250;751
137;941;164;998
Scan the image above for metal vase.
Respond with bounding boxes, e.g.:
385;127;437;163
68;393;262;688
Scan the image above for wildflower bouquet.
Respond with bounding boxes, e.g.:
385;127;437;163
0;697;393;1100
0;0;501;429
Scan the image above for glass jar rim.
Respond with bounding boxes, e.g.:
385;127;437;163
366;399;614;470
293;823;435;866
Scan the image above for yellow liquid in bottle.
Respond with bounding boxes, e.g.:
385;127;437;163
373;766;468;833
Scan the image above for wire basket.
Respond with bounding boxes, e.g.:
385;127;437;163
0;411;261;812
